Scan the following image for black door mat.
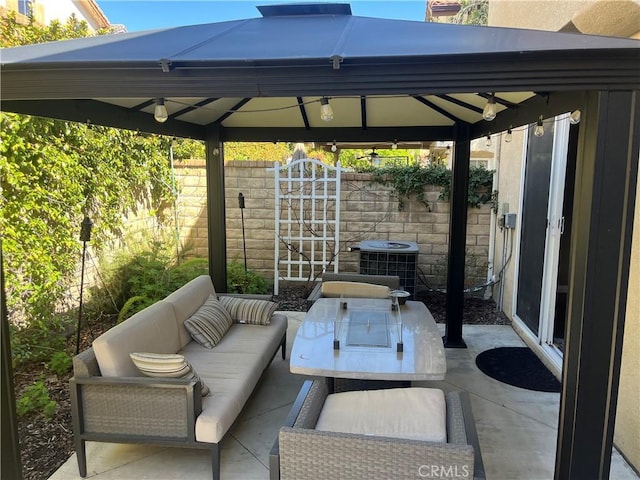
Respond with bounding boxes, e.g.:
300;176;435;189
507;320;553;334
475;347;561;392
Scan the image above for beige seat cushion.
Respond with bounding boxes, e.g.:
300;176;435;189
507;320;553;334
321;281;390;299
315;387;447;443
181;314;288;443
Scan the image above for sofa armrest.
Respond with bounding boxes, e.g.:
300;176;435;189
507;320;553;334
70;375;203;443
73;347;101;377
278;427;475;480
270;380;323;480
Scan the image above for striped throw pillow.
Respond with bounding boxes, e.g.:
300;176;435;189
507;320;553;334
130;352;210;396
184;295;233;348
218;296;277;325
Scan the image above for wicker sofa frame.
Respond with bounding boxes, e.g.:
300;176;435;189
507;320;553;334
71;331;286;480
270;379;485;480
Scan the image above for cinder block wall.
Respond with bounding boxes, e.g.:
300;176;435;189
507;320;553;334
173;160;491;289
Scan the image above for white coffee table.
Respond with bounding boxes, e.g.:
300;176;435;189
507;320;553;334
290;297;446;381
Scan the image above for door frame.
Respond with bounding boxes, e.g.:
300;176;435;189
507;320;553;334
512;115;571;374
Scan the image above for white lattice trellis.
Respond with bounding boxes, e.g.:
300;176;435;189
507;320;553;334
273;158;341;295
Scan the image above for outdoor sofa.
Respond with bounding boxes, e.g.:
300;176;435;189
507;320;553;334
70;274;287;480
270;379;485;480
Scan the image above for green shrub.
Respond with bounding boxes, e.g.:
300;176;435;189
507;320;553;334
10;320;67;368
48;351;73;376
117;295;154;324
165;258;209;292
16;378;57;419
227;260;269;294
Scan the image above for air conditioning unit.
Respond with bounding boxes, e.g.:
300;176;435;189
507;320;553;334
358;240;419;297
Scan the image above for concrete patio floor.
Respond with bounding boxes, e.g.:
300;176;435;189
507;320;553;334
49;311;638;480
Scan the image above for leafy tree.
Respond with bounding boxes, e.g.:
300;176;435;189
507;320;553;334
452;0;488;26
224;142;292;162
1;13;174;350
339;148;419;170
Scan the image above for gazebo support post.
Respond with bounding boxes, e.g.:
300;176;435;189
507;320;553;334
1;247;23;480
443;122;471;348
555;90;639;479
205;124;228;293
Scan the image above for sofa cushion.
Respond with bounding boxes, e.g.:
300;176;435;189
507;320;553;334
320;281;390;299
164;275;216;348
218;296;277;325
130;352;210;396
184;296;233;348
315;387;447;443
93;301;181;377
181;313;288;443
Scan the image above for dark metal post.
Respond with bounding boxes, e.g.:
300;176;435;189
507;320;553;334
444;123;471;348
1;244;23;480
76;217;92;355
238;193;247;274
205;124;227;292
238;192;248;293
555;90;639;479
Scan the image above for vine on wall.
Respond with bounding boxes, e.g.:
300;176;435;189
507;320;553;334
363;163;495;211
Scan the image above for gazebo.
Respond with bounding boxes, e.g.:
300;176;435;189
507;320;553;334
1;3;639;478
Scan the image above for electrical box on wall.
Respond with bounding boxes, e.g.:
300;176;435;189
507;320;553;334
504;213;517;229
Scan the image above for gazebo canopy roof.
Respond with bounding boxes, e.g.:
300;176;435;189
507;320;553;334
1;3;638;142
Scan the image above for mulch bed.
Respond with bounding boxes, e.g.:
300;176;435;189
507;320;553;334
14;284;508;479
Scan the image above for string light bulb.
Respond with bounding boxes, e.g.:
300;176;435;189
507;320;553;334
320;97;333;122
392;140;398;150
570;109;581;125
534;116;545;137
331;141;337;153
483;94;497;121
485;134;492;147
154;98;168;123
505;128;513;143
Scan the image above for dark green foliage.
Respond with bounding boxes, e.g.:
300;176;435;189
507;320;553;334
440;165;495;208
227;260;270;294
48;351;73;376
95;250;268;322
16;378;57;419
9;316;68;367
117;296;153;324
362;163;494;210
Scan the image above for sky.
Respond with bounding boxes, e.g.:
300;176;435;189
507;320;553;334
98;0;428;32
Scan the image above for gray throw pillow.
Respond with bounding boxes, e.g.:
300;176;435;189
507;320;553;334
184;295;233;348
218;296;277;325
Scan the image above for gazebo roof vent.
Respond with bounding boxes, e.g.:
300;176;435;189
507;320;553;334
257;3;352;17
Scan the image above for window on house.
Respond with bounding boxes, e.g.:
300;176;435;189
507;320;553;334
18;0;33;15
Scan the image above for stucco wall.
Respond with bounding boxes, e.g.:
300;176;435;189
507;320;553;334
1;0;108;31
173;159;491;290
488;0;592;31
489;0;640;471
615;177;640;469
490;129;526;314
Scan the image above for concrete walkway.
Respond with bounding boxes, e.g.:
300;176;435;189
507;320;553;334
49;313;638;480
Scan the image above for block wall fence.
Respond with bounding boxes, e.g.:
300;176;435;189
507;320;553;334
173;159;492;290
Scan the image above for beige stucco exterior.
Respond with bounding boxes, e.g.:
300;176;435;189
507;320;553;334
489;0;640;471
0;0;109;31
